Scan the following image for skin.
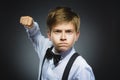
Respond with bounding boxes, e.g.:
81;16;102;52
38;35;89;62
20;16;80;54
47;22;80;53
20;16;33;28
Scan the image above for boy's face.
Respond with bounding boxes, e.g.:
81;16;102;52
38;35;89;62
47;22;80;53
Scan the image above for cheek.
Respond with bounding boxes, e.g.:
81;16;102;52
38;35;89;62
50;34;60;42
67;35;78;43
67;35;76;40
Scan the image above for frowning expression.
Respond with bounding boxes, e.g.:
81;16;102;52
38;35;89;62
48;22;80;53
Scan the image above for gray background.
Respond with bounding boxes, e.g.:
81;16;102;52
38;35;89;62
1;0;119;80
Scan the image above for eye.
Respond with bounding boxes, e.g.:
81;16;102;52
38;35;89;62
53;30;61;33
66;30;73;34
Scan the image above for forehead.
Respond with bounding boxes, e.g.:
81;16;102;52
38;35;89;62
52;22;75;30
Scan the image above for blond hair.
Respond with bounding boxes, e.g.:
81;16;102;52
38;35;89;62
47;6;80;32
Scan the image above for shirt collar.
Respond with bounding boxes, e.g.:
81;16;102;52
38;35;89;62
52;47;76;59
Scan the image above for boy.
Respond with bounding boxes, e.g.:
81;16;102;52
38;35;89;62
20;6;95;80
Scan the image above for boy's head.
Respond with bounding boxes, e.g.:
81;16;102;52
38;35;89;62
47;6;80;53
47;6;80;32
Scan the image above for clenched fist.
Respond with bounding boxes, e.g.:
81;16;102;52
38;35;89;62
20;16;33;28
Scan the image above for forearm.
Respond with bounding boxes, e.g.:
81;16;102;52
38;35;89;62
25;21;52;56
25;22;45;52
26;21;41;39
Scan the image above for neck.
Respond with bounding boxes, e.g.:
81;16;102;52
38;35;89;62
52;47;73;57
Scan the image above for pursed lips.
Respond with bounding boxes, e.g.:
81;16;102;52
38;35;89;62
58;43;68;46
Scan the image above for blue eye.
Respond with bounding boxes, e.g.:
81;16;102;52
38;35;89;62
56;30;61;32
66;30;73;33
54;30;61;33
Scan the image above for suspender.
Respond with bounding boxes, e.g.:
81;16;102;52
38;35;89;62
40;47;79;80
62;53;79;80
40;47;53;80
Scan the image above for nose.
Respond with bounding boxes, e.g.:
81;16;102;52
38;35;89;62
60;32;66;41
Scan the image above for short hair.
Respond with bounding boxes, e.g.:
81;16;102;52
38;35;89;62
47;6;80;32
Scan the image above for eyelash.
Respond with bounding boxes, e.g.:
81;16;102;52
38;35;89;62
54;30;61;33
66;30;72;33
54;30;73;34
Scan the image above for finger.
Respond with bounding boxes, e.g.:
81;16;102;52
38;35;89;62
20;17;23;24
27;17;32;26
20;16;26;25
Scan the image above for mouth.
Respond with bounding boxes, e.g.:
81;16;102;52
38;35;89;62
58;43;68;47
59;43;68;44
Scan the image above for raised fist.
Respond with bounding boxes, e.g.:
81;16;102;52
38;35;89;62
20;16;33;28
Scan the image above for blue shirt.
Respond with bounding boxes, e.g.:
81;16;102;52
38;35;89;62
25;22;95;80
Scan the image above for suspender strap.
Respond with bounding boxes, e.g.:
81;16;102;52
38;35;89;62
62;53;79;80
40;46;79;80
40;46;53;80
39;53;46;80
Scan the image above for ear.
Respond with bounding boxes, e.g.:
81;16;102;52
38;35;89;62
75;31;80;41
47;30;51;40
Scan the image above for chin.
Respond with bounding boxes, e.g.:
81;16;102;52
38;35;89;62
57;47;69;52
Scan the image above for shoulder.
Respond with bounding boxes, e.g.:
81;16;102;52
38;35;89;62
73;55;92;70
70;55;95;80
70;55;93;74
